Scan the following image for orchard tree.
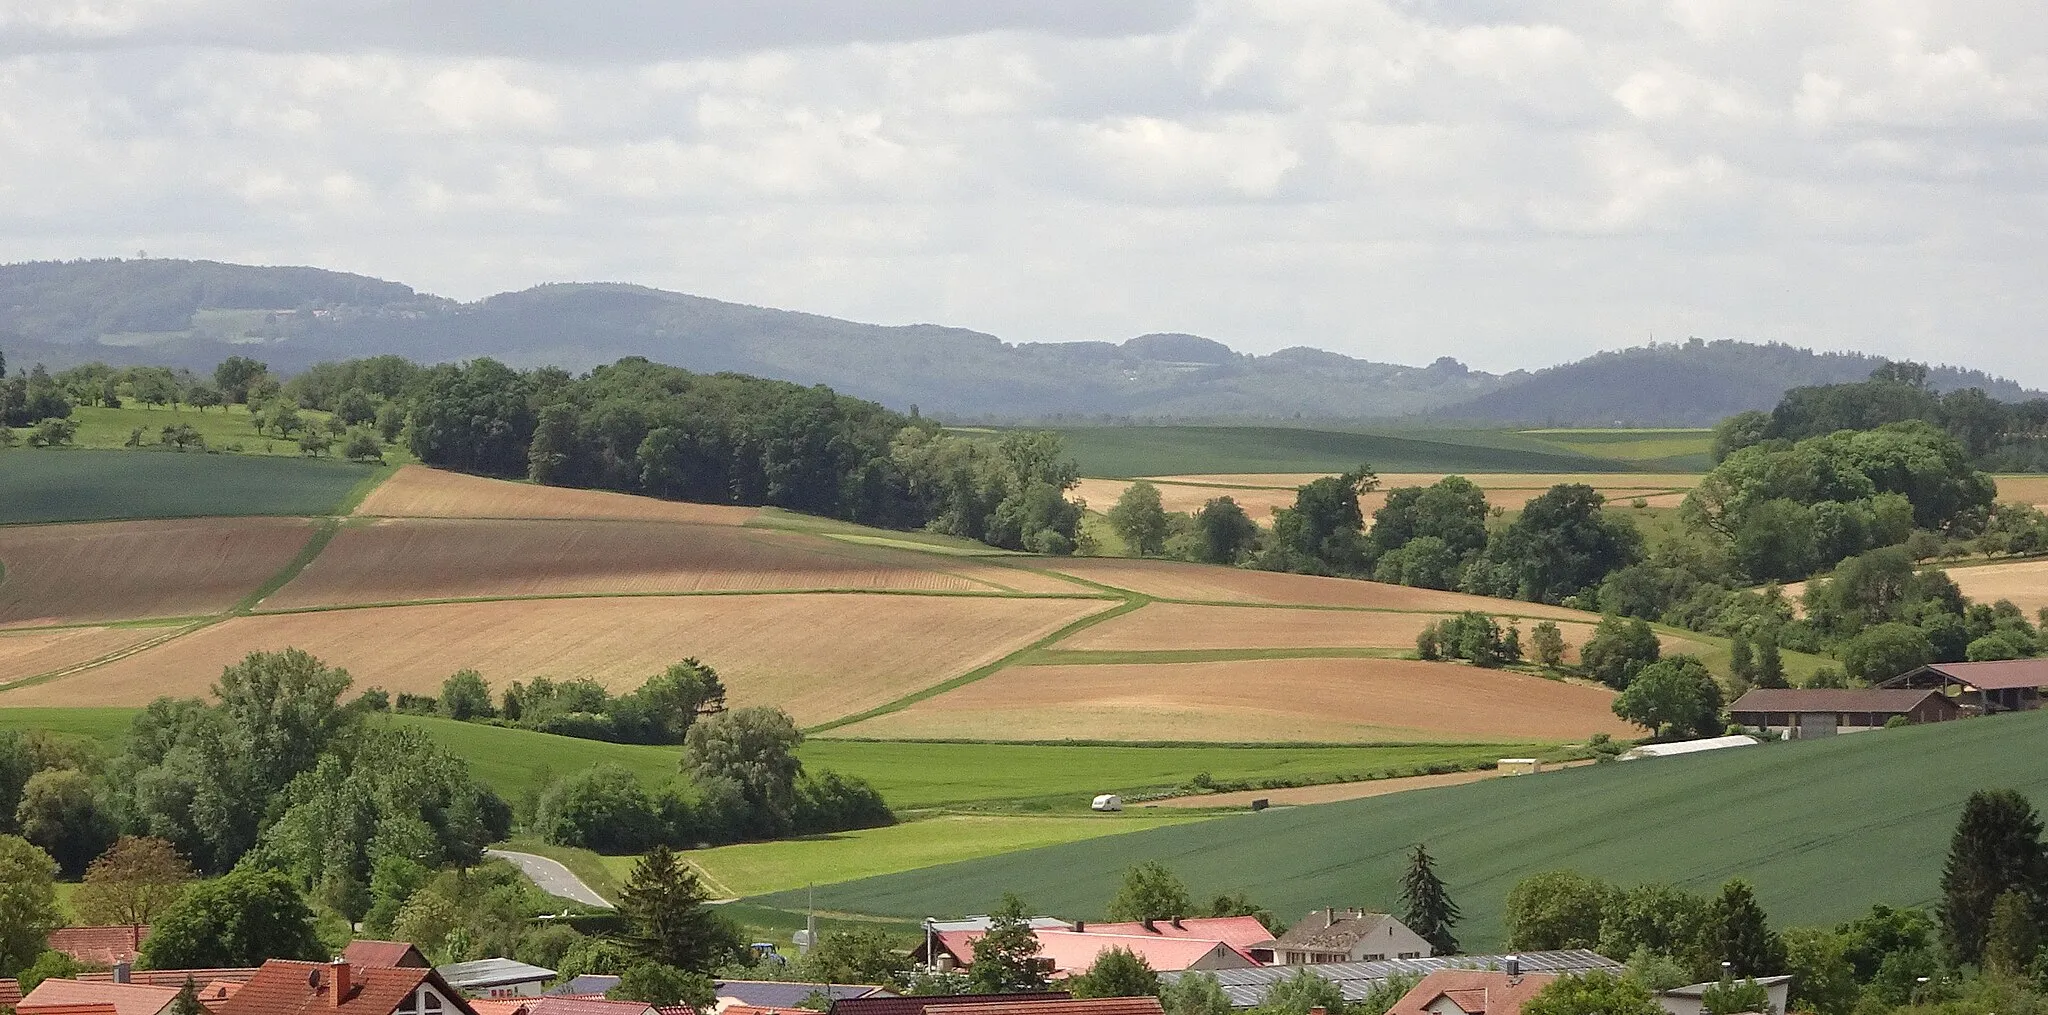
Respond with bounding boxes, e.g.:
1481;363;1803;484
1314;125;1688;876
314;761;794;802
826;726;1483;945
1106;860;1191;922
1530;621;1568;669
1106;482;1171;557
74;837;196;928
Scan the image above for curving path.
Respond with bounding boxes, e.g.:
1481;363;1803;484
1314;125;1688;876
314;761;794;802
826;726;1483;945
487;848;612;908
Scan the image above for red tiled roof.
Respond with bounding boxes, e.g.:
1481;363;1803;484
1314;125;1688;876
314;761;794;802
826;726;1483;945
830;992;1072;1015
1031;932;1256;975
467;1000;530;1015
523;998;656;1015
19;979;180;1015
720;1006;802;1015
340;942;429;969
47;926;152;966
197;981;245;1013
81;970;262;989
940;1000;1163;1015
1729;688;1948;713
1076;918;1276;951
18;1004;122;1015
1385;971;1559;1015
218;961;468;1015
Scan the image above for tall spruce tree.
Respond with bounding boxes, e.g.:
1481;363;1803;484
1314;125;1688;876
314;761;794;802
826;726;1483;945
1399;843;1461;955
617;846;741;972
1752;631;1788;689
1698;880;1785;978
1939;788;2046;966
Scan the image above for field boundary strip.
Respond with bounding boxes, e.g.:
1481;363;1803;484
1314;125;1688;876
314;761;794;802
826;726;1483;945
334;465;400;515
805;592;1149;734
242;586;1121;618
235;518;343;613
1019;646;1411;665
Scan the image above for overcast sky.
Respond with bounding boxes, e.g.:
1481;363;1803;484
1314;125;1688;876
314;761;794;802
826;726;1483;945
4;1;2046;382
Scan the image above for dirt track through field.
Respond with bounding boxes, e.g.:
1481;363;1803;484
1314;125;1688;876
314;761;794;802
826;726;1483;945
357;465;760;524
0;518;315;627
836;656;1635;743
266;518;1031;607
1042;557;1588;619
5;593;1112;723
0;626;172;685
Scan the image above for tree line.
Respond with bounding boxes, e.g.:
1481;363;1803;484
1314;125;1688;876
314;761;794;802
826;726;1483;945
1718;360;2048;472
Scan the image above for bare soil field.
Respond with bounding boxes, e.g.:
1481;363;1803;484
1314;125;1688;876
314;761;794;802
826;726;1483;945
0;518;315;628
265;518;1037;608
1041;557;1587;619
0;626;172;685
1151;472;1705;490
5;593;1111;724
356;465;760;525
834;656;1635;743
1055;602;1603;653
1946;558;2048;617
1991;475;2048;509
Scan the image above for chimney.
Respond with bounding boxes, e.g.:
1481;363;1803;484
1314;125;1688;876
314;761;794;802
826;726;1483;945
329;958;352;1006
113;961;132;984
1171;917;1184;930
1309;1008;1327;1015
1323;908;1334;928
1074;920;1085;933
1505;956;1521;979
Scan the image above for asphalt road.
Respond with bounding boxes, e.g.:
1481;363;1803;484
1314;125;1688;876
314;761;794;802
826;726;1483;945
486;848;613;909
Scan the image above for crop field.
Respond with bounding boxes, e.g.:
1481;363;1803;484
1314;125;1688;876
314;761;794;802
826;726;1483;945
1946;558;2048;617
1053;602;1602;653
357;465;760;524
1052;426;1633;479
264;518;1040;608
0;449;378;524
834;657;1635;743
3;593;1113;723
0;627;174;687
1990;474;2048;509
0;517;316;626
1070;478;1302;523
770;709;2048;948
1514;429;1716;470
1075;473;1702;527
1040;557;1586;618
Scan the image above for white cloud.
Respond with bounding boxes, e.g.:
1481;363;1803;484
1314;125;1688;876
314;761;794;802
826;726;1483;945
1;0;2046;384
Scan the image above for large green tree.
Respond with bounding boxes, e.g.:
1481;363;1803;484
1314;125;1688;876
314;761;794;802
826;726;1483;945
1067;947;1159;999
1505;871;1610;951
1106;860;1191;922
1939;788;2046;966
683;707;805;839
617;845;742;973
14;768;115;876
1521;971;1661;1015
1611;656;1724;738
1580;615;1662;689
1265;469;1377;575
73;836;195;927
1468;484;1642;604
139;869;321;969
1398;843;1460;955
1696;879;1786;979
1106;481;1171;557
0;836;60;979
1193;497;1260;565
967;893;1047;994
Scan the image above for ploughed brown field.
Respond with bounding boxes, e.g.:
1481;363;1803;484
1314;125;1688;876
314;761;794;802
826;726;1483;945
831;656;1637;743
1073;473;1703;527
356;464;761;524
3;593;1112;724
264;518;1049;608
1055;603;1601;653
0;626;174;686
1040;556;1588;619
1947;559;2048;618
0;518;315;627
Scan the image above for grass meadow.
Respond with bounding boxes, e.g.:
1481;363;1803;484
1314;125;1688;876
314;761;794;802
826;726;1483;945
0;448;381;524
767;710;2048;949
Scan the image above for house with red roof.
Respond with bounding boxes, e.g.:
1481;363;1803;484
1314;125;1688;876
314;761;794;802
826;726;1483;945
1385;969;1559;1015
17;979;182;1015
46;927;152;967
938;999;1162;1015
1071;918;1277;964
341;942;430;969
218;959;478;1015
911;928;1256;978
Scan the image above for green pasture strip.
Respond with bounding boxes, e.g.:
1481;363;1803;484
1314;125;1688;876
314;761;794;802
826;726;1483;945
0;448;377;524
1053;425;1630;479
0;616;204;633
719;902;920;942
234;518;341;613
768;710;2048;948
795;740;1552;811
1017;646;1408;665
806;595;1148;735
334;464;400;515
386;716;681;803
691;812;1207;898
246;586;1117;617
0;707;139;750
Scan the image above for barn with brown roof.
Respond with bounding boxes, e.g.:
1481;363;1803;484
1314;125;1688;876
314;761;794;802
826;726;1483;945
1880;659;2048;713
1728;688;1960;737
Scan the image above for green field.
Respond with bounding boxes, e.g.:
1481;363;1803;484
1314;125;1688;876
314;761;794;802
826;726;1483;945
762;710;2048;948
0;448;381;524
1050;426;1636;479
1517;428;1715;470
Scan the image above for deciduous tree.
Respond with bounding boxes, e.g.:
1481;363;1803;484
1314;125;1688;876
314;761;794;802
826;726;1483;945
0;836;60;979
72;836;195;927
1521;971;1661;1015
1505;871;1610;951
1106;860;1191;922
1068;947;1158;999
1106;482;1171;557
138;869;320;969
968;893;1047;994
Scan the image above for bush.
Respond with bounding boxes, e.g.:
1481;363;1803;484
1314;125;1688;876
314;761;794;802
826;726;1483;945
1581;615;1661;689
792;771;894;836
535;766;662;853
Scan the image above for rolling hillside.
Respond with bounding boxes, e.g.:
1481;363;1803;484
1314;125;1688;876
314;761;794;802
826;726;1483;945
762;710;2048;947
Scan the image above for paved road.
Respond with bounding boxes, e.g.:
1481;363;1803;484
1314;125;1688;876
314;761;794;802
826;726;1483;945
487;849;612;909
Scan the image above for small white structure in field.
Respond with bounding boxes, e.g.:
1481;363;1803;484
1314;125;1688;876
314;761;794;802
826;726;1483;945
1498;758;1541;775
1091;794;1124;812
1618;735;1760;761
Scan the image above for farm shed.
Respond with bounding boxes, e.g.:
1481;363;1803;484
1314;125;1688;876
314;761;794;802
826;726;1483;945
1729;689;1959;738
1270;909;1433;964
1163;950;1623;1008
1879;659;2048;713
436;959;558;998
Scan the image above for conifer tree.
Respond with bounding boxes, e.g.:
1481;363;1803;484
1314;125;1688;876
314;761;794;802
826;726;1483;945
617;846;741;973
168;978;205;1015
1697;880;1785;978
1752;631;1788;689
1729;632;1755;686
1399;843;1461;955
1940;789;2046;966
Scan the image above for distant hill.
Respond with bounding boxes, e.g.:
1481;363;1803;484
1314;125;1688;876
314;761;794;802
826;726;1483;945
1430;339;2039;426
3;258;2035;424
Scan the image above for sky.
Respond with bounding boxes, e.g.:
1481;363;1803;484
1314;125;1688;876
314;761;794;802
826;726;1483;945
3;1;2046;382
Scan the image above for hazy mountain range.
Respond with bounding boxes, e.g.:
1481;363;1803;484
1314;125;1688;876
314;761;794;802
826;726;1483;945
2;258;2036;425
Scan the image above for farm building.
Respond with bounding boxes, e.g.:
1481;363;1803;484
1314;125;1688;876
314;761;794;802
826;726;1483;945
1163;950;1623;1008
435;959;557;998
1879;659;2048;713
1655;976;1792;1015
1384;968;1556;1015
1729;689;1959;738
1270;909;1433;964
1618;735;1759;760
1073;917;1279;964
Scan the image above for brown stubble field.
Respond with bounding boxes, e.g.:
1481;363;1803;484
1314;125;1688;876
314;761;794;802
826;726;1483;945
1947;559;2048;617
355;464;762;524
1040;556;1588;618
0;625;175;686
0;517;316;627
263;518;1036;608
1072;473;1705;527
832;656;1637;743
2;593;1114;723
